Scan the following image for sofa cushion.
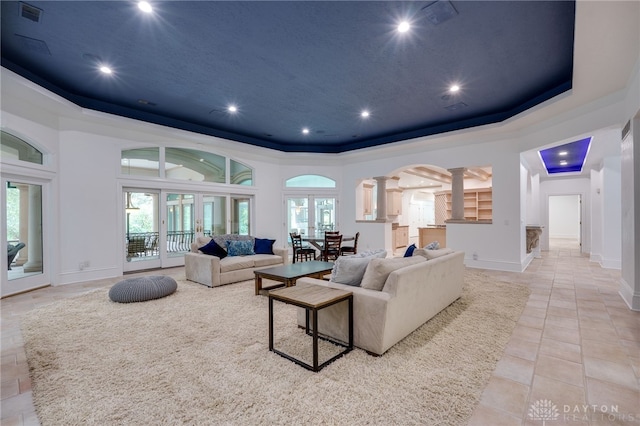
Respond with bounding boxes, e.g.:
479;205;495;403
331;249;387;286
199;239;228;259
254;238;275;255
414;247;454;260
253;254;282;267
425;248;454;259
226;240;255;256
403;243;416;257
220;256;255;272
361;256;424;291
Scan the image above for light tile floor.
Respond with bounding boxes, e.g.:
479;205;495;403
2;239;638;425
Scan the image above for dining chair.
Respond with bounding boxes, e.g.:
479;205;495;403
322;234;342;262
324;230;339;235
290;232;316;263
340;231;360;256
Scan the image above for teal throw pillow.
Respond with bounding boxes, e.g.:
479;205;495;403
226;240;255;256
424;241;440;250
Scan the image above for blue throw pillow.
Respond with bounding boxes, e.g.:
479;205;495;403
199;239;227;259
403;243;416;257
226;240;255;256
254;238;275;255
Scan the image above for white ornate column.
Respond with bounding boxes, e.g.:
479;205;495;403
448;167;466;221
373;176;389;220
22;185;43;273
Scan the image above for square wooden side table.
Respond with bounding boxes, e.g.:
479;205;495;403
268;285;353;372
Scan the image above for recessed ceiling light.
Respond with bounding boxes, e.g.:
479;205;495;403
450;84;460;93
99;65;112;75
559;151;568;156
397;21;410;33
361;110;370;118
302;128;310;135
227;105;237;113
560;160;568;165
138;1;152;13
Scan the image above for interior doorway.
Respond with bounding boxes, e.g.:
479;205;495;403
548;194;581;251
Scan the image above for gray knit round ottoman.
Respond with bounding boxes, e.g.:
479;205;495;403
109;275;177;303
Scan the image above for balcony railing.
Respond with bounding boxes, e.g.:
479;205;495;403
126;230;212;259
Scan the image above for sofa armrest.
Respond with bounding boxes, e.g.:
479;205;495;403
296;277;392;355
185;252;221;288
273;247;289;265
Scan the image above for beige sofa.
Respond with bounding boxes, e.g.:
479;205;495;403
185;235;288;288
295;250;465;355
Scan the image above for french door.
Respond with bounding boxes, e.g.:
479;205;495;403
285;195;338;237
123;189;240;272
2;176;48;297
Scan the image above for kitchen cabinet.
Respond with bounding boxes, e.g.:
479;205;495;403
419;227;446;248
363;183;373;216
392;224;409;249
386;189;403;216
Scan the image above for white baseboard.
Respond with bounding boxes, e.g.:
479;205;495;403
619;278;640;311
58;266;120;285
601;257;622;270
464;257;524;272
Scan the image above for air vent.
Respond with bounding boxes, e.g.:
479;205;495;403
14;34;50;55
20;2;42;23
444;102;468;111
622;119;631;140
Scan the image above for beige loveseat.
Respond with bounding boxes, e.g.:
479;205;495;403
295;250;465;355
185;235;288;288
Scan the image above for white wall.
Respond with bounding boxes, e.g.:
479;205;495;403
601;156;622;269
620;114;639;309
548;195;581;239
58;130;122;283
539;178;591;253
2;56;638;286
590;168;603;264
340;138;525;271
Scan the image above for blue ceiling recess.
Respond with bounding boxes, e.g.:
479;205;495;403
539;137;591;174
0;1;576;153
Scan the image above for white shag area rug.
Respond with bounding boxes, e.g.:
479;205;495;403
22;270;530;426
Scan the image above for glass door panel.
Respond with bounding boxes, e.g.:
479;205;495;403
286;195;338;238
123;190;160;272
231;197;250;235
3;180;45;297
166;193;195;257
287;197;309;236
201;195;226;236
315;198;336;231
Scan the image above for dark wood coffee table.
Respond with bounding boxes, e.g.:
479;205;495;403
268;285;353;372
254;261;334;295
